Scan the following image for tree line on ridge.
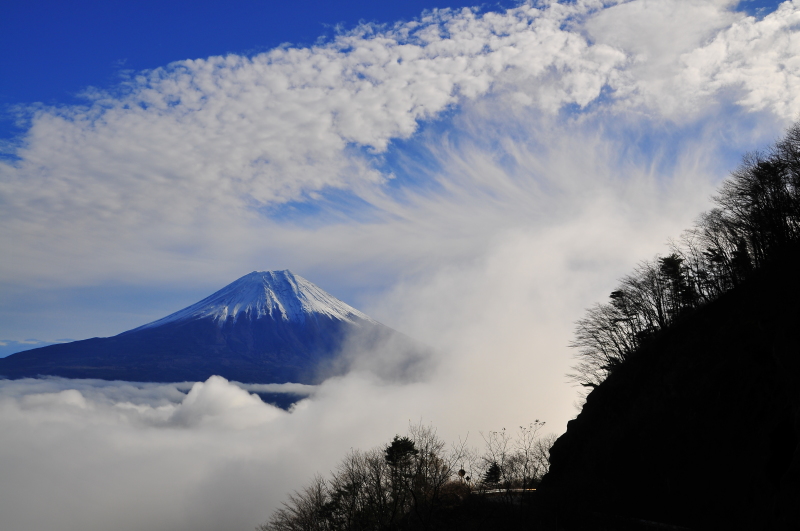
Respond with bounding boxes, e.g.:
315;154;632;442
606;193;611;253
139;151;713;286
259;422;555;531
570;122;800;388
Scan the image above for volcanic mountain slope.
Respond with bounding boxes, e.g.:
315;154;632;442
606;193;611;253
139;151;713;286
0;271;420;384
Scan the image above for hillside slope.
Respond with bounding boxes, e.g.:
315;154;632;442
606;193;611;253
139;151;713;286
540;249;800;529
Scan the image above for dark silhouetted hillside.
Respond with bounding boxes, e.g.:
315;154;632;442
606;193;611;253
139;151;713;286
540;246;800;529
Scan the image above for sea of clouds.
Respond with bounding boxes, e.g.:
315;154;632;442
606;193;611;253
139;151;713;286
2;1;800;530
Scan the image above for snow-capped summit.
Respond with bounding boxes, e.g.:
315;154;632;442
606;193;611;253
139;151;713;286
136;270;376;330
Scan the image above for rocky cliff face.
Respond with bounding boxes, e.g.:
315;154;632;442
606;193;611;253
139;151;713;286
540;251;800;530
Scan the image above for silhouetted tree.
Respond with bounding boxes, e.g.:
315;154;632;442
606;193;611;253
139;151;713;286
259;422;555;530
483;462;501;487
569;120;800;388
385;436;419;467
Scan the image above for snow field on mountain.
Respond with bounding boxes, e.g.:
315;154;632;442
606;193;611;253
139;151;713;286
137;270;377;329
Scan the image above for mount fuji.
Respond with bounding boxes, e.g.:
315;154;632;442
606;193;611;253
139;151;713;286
0;271;420;384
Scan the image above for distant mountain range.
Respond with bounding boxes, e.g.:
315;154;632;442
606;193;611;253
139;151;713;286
0;339;64;358
0;271;418;384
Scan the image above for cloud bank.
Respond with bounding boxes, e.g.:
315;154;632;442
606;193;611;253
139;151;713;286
4;0;798;290
3;1;800;530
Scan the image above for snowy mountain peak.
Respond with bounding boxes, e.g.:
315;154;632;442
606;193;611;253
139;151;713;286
135;270;376;330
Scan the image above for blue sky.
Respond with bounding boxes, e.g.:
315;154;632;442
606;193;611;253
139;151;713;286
1;0;780;140
0;2;798;529
1;0;514;141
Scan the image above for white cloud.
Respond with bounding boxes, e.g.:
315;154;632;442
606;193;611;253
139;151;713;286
3;1;798;292
0;377;295;531
0;374;547;531
585;0;740;114
1;1;627;287
680;0;800;117
585;0;800;118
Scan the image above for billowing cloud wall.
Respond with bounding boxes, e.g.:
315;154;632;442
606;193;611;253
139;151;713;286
2;1;800;530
